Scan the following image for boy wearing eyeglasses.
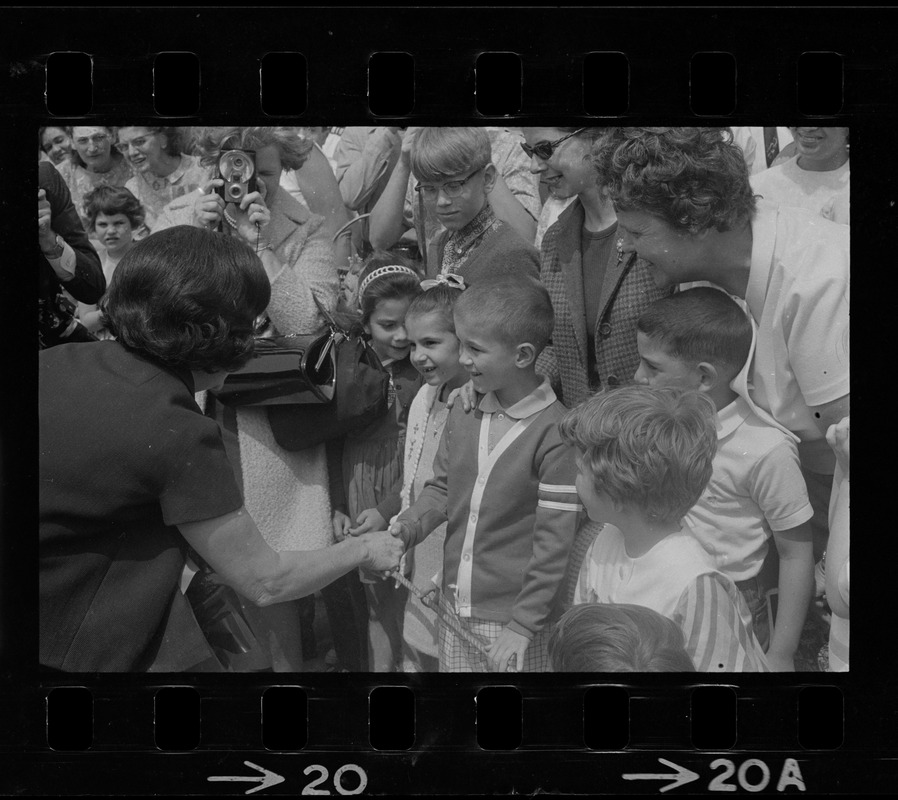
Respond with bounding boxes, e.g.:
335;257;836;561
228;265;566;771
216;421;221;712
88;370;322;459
407;127;540;284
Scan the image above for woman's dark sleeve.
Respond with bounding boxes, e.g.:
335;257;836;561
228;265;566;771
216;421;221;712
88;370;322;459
39;162;105;304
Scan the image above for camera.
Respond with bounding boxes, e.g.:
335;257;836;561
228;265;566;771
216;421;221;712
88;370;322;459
216;149;257;205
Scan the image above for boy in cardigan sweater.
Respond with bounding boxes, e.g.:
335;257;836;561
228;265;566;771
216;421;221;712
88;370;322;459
390;275;581;672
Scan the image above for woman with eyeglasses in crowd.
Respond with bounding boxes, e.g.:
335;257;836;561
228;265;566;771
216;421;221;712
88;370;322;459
523;127;671;408
55;126;134;237
117;126;211;234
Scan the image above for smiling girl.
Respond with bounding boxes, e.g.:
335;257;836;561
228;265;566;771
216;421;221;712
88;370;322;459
327;253;423;671
398;277;469;671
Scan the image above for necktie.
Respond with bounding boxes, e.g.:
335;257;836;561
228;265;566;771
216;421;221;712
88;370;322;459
763;127;780;168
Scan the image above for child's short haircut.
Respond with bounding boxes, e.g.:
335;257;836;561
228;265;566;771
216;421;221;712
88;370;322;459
548;603;696;672
355;250;422;325
560;385;717;525
406;282;464;333
83;185;145;232
637;287;752;378
453;274;554;354
410;127;491;183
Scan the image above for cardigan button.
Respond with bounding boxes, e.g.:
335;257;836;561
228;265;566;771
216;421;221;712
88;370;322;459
598;322;612;337
606;374;620;386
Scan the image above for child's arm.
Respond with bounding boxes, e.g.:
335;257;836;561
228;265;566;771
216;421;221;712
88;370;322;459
767;523;814;671
675;573;770;672
825;417;850;619
749;438;815;670
488;436;581;671
392;405;453;549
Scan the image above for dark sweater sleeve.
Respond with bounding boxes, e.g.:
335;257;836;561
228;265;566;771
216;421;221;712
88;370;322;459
39;162;105;304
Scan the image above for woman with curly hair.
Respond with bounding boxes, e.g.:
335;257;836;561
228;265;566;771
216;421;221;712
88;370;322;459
75;185;146;336
591;127;849;563
154;126;341;670
39;227;402;672
117;125;211;233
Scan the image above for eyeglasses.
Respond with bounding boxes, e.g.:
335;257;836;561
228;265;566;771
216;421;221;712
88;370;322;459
73;133;110;148
520;128;587;160
115;134;154;154
414;167;483;199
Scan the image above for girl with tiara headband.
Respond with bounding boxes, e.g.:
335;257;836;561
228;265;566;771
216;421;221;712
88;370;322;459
395;273;469;672
326;252;423;671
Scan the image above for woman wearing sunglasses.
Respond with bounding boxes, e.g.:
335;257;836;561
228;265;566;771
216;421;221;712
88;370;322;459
118;126;211;234
56;126;134;236
523;127;671;408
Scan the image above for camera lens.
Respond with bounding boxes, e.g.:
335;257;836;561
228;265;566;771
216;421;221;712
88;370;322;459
228;184;243;199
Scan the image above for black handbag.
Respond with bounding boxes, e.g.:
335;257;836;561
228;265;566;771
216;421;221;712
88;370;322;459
268;326;390;452
210;332;337;407
211;295;391;450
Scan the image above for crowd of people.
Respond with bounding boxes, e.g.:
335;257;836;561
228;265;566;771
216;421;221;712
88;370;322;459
38;125;849;674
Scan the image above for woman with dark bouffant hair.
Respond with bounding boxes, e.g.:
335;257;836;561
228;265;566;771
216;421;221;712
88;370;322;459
154;127;342;670
39;226;402;674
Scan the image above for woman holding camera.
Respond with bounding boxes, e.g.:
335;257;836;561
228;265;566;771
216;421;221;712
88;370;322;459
155;127;341;670
39;227;402;672
117;126;211;233
56;125;134;234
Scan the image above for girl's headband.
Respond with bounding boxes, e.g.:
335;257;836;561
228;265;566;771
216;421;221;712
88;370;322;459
420;272;466;292
357;264;421;304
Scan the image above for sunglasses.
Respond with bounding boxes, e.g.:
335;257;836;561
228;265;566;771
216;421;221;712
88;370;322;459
520;128;587;160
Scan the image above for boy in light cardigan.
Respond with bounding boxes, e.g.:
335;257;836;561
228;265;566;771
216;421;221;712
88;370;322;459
390;275;580;672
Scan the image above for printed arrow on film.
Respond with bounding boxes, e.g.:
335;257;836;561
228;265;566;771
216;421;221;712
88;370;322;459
622;758;700;793
208;761;285;795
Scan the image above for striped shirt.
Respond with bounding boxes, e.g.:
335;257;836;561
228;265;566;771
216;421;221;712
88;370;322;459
575;525;769;672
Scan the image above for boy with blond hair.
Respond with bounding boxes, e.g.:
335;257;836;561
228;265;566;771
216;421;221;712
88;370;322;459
390;275;580;672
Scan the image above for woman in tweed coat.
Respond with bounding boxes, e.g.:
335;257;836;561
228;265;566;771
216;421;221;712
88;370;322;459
523;127;672;410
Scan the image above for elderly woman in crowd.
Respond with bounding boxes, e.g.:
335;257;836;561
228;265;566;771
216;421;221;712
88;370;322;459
591;127;849;562
155;126;341;670
39;226;401;672
117;125;211;233
55;125;133;234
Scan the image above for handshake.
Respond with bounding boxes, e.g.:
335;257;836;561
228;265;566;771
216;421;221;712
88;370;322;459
353;521;408;576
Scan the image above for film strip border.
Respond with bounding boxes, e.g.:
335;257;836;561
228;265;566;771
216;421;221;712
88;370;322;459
5;680;893;794
4;7;894;119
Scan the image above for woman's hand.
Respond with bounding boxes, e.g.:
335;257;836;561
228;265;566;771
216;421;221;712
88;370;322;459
445;380;478;413
194;180;225;230
357;531;404;573
232;191;272;247
332;509;352;542
349;508;387;536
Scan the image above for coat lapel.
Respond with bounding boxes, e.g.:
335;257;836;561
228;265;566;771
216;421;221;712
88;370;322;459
557;201;588;362
594;245;632;335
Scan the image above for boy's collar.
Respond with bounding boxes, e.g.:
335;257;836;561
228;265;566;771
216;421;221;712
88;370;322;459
445;202;497;253
478;377;556;419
